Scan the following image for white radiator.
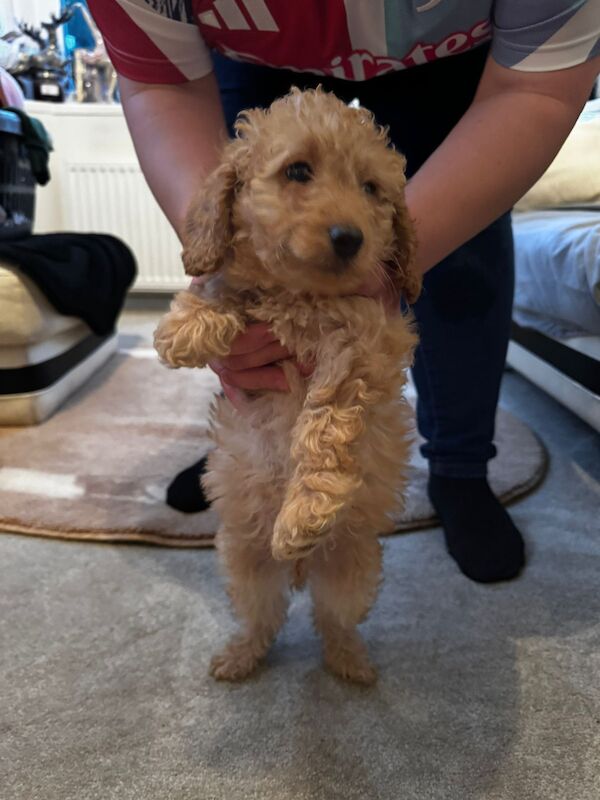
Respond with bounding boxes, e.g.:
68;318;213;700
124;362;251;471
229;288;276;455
63;163;188;292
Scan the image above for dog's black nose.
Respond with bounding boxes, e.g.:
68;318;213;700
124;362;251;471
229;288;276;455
329;225;364;260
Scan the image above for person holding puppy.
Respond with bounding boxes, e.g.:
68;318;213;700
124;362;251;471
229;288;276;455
89;0;599;583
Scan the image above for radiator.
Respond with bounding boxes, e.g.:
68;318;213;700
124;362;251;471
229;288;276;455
64;163;188;292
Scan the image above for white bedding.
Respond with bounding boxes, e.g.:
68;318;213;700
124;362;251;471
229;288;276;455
511;209;600;338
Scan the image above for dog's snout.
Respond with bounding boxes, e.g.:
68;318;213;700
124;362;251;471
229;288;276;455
329;225;364;260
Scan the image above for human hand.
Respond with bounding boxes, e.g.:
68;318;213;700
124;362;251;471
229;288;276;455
188;278;294;406
188;278;291;405
209;322;315;409
195;266;398;409
209;322;298;407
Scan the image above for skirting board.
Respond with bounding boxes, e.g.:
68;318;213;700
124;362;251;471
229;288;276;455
507;341;600;432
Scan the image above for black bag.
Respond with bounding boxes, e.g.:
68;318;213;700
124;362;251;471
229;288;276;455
0;110;37;240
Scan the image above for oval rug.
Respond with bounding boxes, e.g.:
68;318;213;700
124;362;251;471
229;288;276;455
0;336;547;546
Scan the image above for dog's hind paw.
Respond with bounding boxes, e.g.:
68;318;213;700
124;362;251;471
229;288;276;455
209;644;262;682
324;651;378;686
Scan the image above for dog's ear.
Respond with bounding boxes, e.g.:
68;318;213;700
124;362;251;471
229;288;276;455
391;193;421;305
388;155;422;305
181;145;241;276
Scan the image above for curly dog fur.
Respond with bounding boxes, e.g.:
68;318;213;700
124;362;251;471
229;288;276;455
154;88;420;685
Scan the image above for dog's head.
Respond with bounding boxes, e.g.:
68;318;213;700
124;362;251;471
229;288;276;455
183;87;420;302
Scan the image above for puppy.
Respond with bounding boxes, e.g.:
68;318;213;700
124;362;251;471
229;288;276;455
154;88;420;685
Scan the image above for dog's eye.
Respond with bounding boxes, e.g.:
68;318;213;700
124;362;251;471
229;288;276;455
363;181;377;196
285;162;313;183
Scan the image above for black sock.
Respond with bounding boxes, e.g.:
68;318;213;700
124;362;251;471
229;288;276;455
166;456;211;513
428;475;525;583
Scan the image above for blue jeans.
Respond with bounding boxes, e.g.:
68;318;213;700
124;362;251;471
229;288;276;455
212;43;514;478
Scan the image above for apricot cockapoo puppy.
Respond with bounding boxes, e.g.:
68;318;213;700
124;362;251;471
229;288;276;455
154;88;420;685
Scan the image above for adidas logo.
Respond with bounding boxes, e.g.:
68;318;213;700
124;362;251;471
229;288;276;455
199;0;279;32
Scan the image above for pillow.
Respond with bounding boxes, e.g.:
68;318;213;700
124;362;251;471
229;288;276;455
515;99;600;212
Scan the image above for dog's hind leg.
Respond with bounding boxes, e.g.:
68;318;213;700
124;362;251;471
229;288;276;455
210;535;290;681
309;532;382;686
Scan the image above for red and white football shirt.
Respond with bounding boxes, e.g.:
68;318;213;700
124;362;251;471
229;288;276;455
88;0;600;83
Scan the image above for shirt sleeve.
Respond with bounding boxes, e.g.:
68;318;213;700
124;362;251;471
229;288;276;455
87;0;213;84
491;0;600;72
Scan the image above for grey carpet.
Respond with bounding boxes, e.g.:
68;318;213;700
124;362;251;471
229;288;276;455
1;370;599;800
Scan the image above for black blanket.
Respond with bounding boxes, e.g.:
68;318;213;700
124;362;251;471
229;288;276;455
0;233;136;336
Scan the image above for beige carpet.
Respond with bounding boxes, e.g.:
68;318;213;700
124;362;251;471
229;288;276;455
0;333;547;545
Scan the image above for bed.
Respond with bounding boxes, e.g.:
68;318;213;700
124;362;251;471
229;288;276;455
0;264;117;426
508;99;600;432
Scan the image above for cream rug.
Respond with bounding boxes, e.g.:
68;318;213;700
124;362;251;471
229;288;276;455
0;334;547;546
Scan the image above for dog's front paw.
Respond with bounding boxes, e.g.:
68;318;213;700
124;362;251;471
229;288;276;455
272;495;338;561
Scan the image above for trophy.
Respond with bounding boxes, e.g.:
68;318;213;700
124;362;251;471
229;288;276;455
12;11;73;102
69;3;118;103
